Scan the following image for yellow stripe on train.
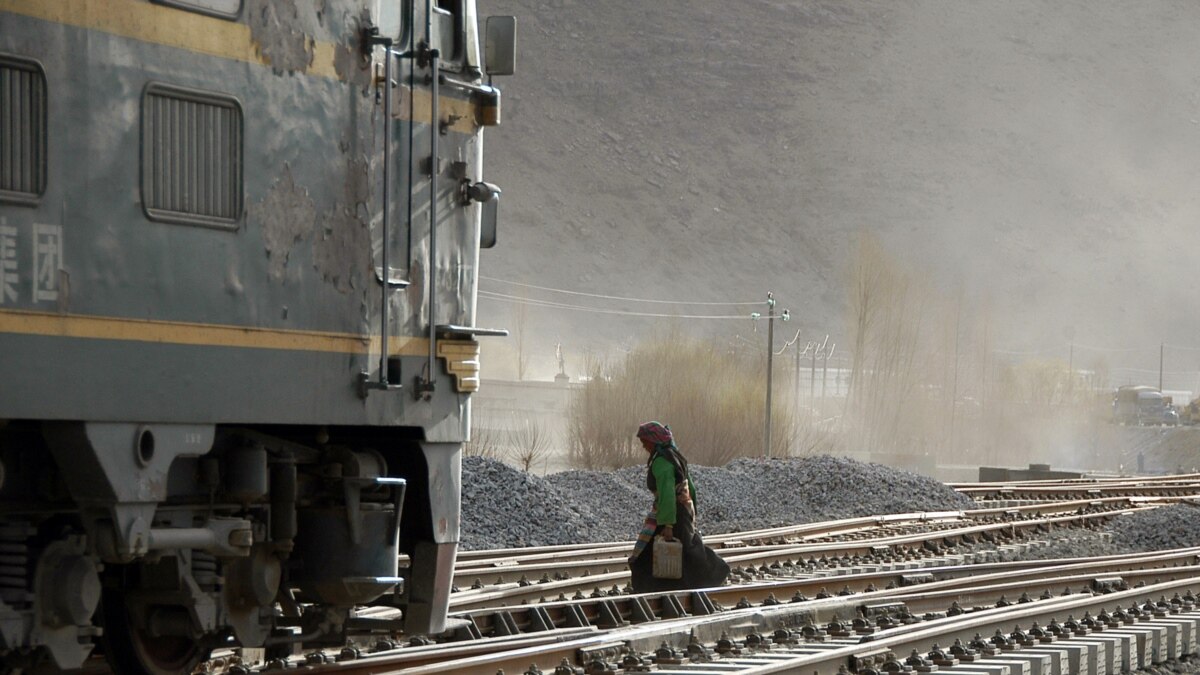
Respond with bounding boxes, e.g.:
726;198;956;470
0;308;429;356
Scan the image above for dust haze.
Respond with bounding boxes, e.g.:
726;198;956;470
475;0;1200;469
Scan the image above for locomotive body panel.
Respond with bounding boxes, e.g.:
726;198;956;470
0;0;509;670
0;0;486;429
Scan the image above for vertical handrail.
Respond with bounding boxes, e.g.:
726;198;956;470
360;29;406;396
405;0;417;286
420;0;439;397
378;46;394;386
427;48;439;394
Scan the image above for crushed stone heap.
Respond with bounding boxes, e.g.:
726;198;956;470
460;455;975;551
1027;502;1200;561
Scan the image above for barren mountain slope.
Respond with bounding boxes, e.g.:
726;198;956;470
478;0;1200;379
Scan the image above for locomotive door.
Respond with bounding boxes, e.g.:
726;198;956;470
364;0;472;397
363;0;425;395
363;0;510;399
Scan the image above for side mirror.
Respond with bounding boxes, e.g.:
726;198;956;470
484;16;516;77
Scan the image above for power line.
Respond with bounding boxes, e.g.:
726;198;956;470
1164;343;1200;352
480;283;1200;358
1110;367;1200;376
990;347;1064;356
480;276;763;306
478;291;751;319
1070;342;1143;354
995;342;1194;356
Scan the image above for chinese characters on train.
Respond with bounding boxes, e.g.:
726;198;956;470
0;220;62;305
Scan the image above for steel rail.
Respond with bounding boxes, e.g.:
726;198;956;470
456;496;1156;563
453;498;1153;587
333;572;1200;674
454;520;977;589
950;473;1200;489
958;483;1200;500
455;511;969;566
77;499;1197;674
711;547;1200;612
447;506;1143;612
453;547;1200;641
740;576;1200;674
165;544;1200;673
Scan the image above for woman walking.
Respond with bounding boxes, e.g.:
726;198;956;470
627;421;730;593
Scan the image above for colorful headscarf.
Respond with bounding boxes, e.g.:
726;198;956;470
637;421;674;448
637;421;692;502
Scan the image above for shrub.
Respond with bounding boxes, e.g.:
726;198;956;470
567;333;799;468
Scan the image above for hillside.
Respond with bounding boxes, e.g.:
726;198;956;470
477;1;1200;380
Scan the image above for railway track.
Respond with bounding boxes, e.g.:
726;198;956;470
78;477;1200;673
954;474;1200;505
446;498;1157;611
240;550;1200;673
452;496;1178;588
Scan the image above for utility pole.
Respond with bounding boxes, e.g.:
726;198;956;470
794;336;801;414
1160;343;1164;392
752;292;789;459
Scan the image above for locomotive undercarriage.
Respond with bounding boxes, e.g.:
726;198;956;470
0;420;439;674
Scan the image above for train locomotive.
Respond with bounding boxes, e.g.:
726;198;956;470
0;0;513;671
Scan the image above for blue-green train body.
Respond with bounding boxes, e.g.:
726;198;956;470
0;0;512;670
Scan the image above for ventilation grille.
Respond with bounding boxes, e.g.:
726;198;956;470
0;56;47;204
142;83;242;227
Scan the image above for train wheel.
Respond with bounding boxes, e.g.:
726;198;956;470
99;587;210;675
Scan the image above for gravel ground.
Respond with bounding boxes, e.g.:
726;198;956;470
1142;655;1200;675
1023;503;1200;560
460;455;975;550
461;457;1200;554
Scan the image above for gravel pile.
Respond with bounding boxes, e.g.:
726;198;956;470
1024;503;1200;560
459;458;583;550
679;456;976;534
462;456;1200;555
1109;503;1200;550
460;455;974;551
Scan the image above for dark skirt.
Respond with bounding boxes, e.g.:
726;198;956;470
629;506;730;594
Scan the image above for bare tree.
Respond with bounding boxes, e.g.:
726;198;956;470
566;331;799;468
841;232;924;454
465;412;506;459
509;415;553;473
844;232;887;415
567;354;643;470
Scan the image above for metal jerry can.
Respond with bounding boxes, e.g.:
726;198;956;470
652;536;683;579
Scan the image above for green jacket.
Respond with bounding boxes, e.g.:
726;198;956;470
651;454;697;526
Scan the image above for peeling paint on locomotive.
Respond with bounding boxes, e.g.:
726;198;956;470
252;164;317;284
246;0;317;74
314;153;372;294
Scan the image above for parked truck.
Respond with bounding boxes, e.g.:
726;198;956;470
1113;385;1179;425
